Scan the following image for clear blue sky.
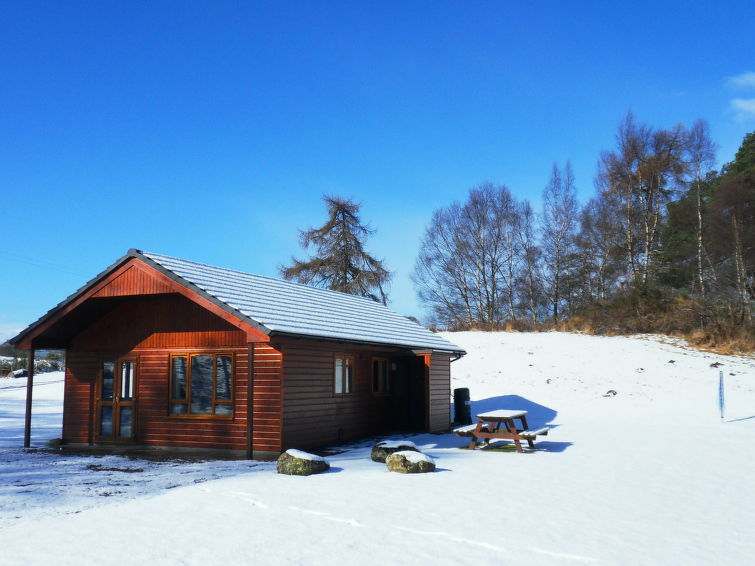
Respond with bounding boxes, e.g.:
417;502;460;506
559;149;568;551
2;1;754;340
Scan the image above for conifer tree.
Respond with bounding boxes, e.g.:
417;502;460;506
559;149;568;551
281;196;391;304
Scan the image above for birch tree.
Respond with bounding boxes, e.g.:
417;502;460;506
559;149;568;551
514;200;543;325
413;183;522;328
541;162;578;323
685;119;717;298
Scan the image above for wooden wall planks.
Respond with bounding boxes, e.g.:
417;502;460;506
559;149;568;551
71;294;247;352
429;353;452;432
62;293;258;451
60;293;452;454
92;263;175;298
281;339;418;449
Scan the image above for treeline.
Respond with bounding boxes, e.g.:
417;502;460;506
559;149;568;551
0;343;65;375
413;113;754;350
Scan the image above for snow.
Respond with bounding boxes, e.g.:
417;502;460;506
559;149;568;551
285;449;328;462
1;333;754;565
376;440;418;449
392;450;434;464
476;409;527;418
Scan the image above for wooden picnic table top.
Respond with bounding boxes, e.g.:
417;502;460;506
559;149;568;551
476;409;527;420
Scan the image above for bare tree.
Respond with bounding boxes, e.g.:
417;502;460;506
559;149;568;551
413;183;522;328
514;200;543;325
541;162;578;323
685;119;717;298
414;203;477;328
598;112;648;282
598;113;688;287
575;197;623;301
281;196;391;303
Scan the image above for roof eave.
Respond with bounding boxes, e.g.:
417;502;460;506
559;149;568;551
8;251;136;347
8;249;275;349
269;330;466;356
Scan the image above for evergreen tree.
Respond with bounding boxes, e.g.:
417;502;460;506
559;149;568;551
281;196;391;304
708;131;755;323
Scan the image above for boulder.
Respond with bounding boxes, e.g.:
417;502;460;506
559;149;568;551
386;450;436;474
277;449;330;476
370;440;420;463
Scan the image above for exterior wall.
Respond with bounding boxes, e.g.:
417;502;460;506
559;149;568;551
133;346;249;449
252;342;283;455
60;293;453;454
63;294;255;450
428;353;452;432
280;338;431;449
63;351;98;444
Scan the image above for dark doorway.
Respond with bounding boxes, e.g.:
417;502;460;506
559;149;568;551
390;357;427;432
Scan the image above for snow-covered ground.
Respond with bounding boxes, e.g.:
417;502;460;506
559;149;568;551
0;333;753;565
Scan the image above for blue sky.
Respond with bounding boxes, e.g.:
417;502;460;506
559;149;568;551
2;1;754;340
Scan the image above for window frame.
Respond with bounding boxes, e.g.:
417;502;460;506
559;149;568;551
169;352;234;418
371;357;390;395
96;357;138;441
333;354;354;396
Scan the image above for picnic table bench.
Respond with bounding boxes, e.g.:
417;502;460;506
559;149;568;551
454;409;549;453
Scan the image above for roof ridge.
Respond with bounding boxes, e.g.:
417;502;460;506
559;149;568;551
139;250;381;306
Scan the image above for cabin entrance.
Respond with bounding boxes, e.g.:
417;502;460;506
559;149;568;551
95;358;137;442
390;356;428;432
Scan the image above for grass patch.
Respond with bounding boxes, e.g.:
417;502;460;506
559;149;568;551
85;464;144;473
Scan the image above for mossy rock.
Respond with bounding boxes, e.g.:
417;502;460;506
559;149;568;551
371;440;420;463
277;449;330;476
386;450;436;474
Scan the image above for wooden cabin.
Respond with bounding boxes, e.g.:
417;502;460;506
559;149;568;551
11;250;465;458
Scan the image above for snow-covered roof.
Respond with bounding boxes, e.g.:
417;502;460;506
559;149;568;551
137;250;464;354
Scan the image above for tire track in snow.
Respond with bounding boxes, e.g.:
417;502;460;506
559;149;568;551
395;526;596;563
228;490;268;508
288;506;363;527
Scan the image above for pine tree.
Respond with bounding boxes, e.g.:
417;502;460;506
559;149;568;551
280;196;391;304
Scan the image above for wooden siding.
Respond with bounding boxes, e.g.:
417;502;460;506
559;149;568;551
17;256;268;349
252;343;283;453
92;263;175;298
59;293;453;453
281;339;408;449
63;351;98;444
132;346;249;449
71;295;248;352
63;294;258;451
428;353;452;432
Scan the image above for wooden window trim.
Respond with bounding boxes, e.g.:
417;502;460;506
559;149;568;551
169;352;234;419
371;357;390;396
333;354;354;397
95;357;138;442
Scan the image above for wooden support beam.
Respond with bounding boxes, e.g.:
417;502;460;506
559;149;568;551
246;343;255;460
24;349;35;448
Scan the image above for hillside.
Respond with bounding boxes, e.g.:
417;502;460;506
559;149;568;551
0;332;753;565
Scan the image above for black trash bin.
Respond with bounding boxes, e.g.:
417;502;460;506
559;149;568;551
453;387;472;425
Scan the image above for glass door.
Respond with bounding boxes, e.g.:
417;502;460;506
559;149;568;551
98;358;137;441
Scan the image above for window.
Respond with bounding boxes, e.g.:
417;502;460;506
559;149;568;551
372;358;390;394
170;353;233;416
334;355;353;395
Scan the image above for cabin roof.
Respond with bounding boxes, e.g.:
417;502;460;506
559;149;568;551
11;249;465;355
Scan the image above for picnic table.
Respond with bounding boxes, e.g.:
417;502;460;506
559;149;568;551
454;409;549;453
